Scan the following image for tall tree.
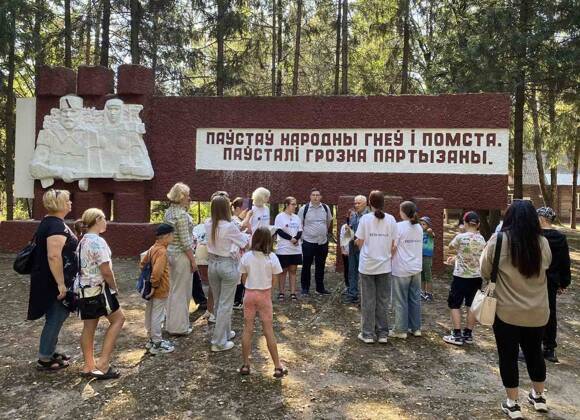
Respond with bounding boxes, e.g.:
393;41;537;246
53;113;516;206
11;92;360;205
33;0;46;87
99;0;111;67
4;5;16;220
291;0;303;95
93;0;102;65
512;0;531;199
571;130;579;229
271;0;277;95
216;0;226;95
529;86;550;206
400;0;410;93
130;0;142;65
64;0;72;67
275;0;283;96
84;0;92;64
333;0;341;95
340;0;348;94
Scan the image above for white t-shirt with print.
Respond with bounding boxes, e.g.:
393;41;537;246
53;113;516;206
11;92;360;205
79;233;112;287
356;212;398;275
239;251;283;290
204;220;250;257
274;212;302;255
450;231;487;278
392;221;423;277
250;205;270;231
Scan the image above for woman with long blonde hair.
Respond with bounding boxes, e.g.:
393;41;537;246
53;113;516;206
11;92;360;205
204;195;249;352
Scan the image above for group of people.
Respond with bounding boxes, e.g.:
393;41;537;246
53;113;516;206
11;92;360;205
26;185;571;419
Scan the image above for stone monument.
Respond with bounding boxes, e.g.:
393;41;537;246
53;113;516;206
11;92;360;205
29;94;154;191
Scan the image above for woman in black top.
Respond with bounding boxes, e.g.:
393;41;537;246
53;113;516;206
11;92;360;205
28;189;78;371
537;207;572;363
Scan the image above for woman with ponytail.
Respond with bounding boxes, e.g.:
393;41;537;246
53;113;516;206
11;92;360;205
354;191;398;344
389;201;424;339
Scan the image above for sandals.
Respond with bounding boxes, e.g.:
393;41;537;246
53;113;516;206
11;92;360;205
36;358;69;371
80;367;121;380
52;352;71;362
277;293;285;302
290;293;298;302
273;367;288;378
238;365;250;375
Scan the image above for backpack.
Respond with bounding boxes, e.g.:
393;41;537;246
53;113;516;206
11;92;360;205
302;203;330;224
136;249;153;300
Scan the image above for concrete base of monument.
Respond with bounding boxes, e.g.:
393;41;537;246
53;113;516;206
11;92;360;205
0;220;156;257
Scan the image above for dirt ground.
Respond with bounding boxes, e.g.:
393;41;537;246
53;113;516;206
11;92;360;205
0;226;578;420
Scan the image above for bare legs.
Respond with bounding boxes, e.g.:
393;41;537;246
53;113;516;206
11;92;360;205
81;309;125;373
241;316;283;371
278;265;297;295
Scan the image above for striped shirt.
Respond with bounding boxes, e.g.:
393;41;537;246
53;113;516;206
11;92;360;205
164;203;194;255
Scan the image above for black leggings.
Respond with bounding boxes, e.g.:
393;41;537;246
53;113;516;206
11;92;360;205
342;254;350;288
493;316;546;388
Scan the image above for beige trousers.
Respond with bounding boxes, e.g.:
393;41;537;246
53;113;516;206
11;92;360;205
165;252;192;334
145;297;167;343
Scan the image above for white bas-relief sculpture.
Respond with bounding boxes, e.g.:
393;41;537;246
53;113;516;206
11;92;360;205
29;95;154;191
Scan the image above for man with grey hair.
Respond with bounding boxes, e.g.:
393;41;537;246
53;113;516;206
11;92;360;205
344;194;369;304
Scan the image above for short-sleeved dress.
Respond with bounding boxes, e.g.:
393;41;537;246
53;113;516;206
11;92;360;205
28;216;78;320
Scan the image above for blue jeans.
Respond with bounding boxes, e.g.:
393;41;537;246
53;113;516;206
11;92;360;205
38;299;70;359
391;273;422;333
347;243;360;300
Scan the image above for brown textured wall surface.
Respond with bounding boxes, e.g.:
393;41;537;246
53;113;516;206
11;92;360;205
0;221;157;257
6;66;510;262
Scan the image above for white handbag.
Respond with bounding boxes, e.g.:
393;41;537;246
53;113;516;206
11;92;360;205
472;232;503;326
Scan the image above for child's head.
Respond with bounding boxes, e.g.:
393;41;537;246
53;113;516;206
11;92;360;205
419;216;432;231
252;187;270;207
462;211;480;231
156;223;175;245
73;218;87;238
251;227;273;254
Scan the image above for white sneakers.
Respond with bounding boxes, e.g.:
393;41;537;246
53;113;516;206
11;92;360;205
408;329;422;337
211;341;235;352
357;333;375;344
388;330;408;339
149;340;175;355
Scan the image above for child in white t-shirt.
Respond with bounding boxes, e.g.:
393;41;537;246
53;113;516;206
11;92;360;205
249;187;271;231
443;211;487;346
239;227;287;378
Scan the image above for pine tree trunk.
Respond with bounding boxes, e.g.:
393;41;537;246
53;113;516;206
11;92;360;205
547;82;558;212
216;0;226;96
34;0;45;90
271;0;277;96
275;0;283;96
291;0;303;95
571;130;579;229
333;0;341;95
100;0;111;67
513;0;531;199
529;87;550;206
84;1;92;64
64;0;72;67
5;9;16;220
400;0;410;94
93;0;102;65
130;0;142;65
340;0;348;94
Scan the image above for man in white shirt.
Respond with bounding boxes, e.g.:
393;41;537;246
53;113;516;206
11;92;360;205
297;188;333;295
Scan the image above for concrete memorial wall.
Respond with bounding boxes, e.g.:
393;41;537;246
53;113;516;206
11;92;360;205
2;65;510;272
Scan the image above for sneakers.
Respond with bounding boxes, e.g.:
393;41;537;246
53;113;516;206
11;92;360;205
407;329;422;337
211;341;235;352
527;390;548;412
301;289;310;296
377;336;388;344
316;289;331;295
233;302;244;310
388;330;408;339
501;401;523;419
543;349;559;363
208;313;216;323
149;340;175;355
443;334;464;346
145;339;154;350
229;330;236;340
425;293;433;302
357;333;375;344
462;329;474;344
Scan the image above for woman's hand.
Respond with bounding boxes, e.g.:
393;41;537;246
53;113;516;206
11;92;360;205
145;289;155;299
56;283;67;300
446;256;456;265
291;238;298;245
